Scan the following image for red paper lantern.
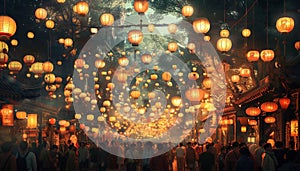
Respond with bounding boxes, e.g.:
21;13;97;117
279;97;290;110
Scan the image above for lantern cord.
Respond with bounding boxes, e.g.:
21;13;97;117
266;0;269;48
283;0;286;14
3;0;6;14
251;6;255;49
223;0;226;23
245;0;248;27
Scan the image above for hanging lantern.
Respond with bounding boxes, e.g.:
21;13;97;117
171;96;182;107
162;72;172;81
141;54;152;64
193;18;210;34
8;61;22;74
261;102;278;113
100;13;114;26
240;68;251;77
294;41;300;51
260;49;275;62
23;55;35;66
246;107;261;116
27;114;38;128
168;24;177;34
57;0;66;3
248;120;257;126
95;59;105;68
217;38;232;52
241;126;247;133
204;35;211;41
49;118;56;125
291;120;298;136
31;62;44;77
182;5;194;17
35;8;47;20
168;42;178;52
202;77;211;89
69;125;76;132
279;97;290;110
16;111;26;119
64;38;73;47
117;72;127;82
75;1;89;16
246;50;260;62
220;29;230;38
118;56;129;67
242;28;251;37
128;30;143;46
43;61;54;73
87;114;94;121
264;116;276;124
74;58;85;70
134;0;149;14
0;15;17;39
188;72;199;80
44;73;56;84
150;74;158;80
148;24;155;32
0;41;8;52
1;107;14;126
130;90;141;99
0;52;8;65
10;39;18;46
58;38;64;44
187;43;196;52
45;20;55;29
185;88;205;102
27;32;34;39
276;17;294;33
231;75;240;83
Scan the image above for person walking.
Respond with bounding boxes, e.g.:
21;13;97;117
176;143;186;171
0;142;17;171
16;141;37;171
186;142;196;171
261;143;278;171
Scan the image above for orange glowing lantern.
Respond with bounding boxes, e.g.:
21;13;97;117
49;118;56;125
45;20;55;29
261;102;278;113
141;54;152;64
74;58;85;70
246;107;261;116
248;120;257;126
260;49;275;62
16;111;26;119
202;77;211;88
130;90;141;99
264;116;276;124
35;8;47;20
0;52;8;65
295;41;300;51
95;59;105;68
279;97;290;110
185;88;205;102
220;29;230;38
128;30;143;46
171;96;182;107
75;1;89;16
23;55;35;66
118;56;129;67
44;73;56;84
27;114;38;128
240;68;251;77
134;0;149;14
64;38;73;47
246;50;260;62
217;38;232;52
43;61;54;73
100;13;114;26
188;72;199;80
182;5;194;17
242;28;251;37
162;72;172;81
168;42;178;52
8;61;22;74
231;75;240;83
193;18;210;34
31;62;44;77
0;15;17;39
276;17;294;33
1;107;14;126
291;120;298;136
241;126;247;133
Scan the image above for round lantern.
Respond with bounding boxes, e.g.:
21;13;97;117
74;58;85;69
231;75;240;83
11;39;18;46
150;74;158;80
162;72;172;81
64;38;73;47
69;125;76;132
23;55;35;66
0;15;17;39
44;73;56;84
220;29;230;38
168;24;177;34
75;1;89;16
193;18;210;34
148;24;155;32
248;120;257;126
130;90;141;99
185;88;205;102
134;0;149;14
276;17;294;33
0;52;8;65
202;77;211;88
0;41;8;52
242;28;251;37
171;96;182;107
264;116;276;124
16;111;26;119
246;107;261;116
240;68;251;77
141;54;152;64
49;118;56;125
182;5;194;17
27;32;34;39
58;38;64;44
31;62;44;76
118;56;129;67
100;13;114;26
87;114;94;121
279;97;290;110
260;49;275;62
294;41;300;51
8;61;22;74
204;35;211;41
128;30;143;46
45;20;55;29
217;38;232;52
95;59;105;68
43;61;54;73
168;42;178;52
117;72;127;82
57;0;66;3
35;8;47;20
246;50;260;62
187;43;196;51
188;72;199;80
261;102;278;113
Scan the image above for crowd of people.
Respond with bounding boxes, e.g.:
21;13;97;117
1;139;300;171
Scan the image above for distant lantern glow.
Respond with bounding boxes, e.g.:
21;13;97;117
10;39;18;46
193;18;210;34
264;116;276;124
148;24;155;32
64;38;73;47
220;29;230;38
128;30;143;46
260;49;275;62
246;50;260;62
246;107;261;116
217;38;232;52
46;20;55;29
27;32;34;39
0;16;17;39
134;0;149;14
240;68;251;77
294;41;300;51
16;111;27;119
168;24;178;34
27;114;38;128
231;75;240;83
242;28;251;37
76;1;89;16
168;42;178;52
276;17;294;33
248;120;257;126
185;88;206;102
182;5;194;17
35;8;47;20
57;0;66;3
100;13;114;26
